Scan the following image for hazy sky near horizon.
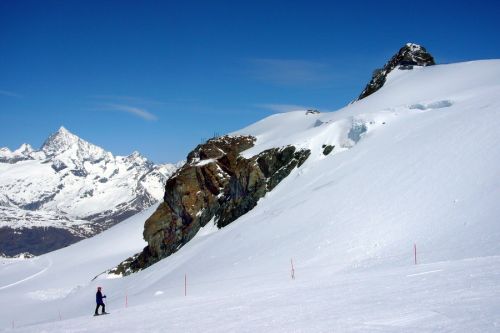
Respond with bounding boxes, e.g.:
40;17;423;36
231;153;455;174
1;0;499;162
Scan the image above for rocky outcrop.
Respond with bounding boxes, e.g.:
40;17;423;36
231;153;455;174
357;43;435;100
322;144;335;156
306;109;320;115
113;135;310;275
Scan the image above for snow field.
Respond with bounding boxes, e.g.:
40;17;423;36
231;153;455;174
7;256;500;332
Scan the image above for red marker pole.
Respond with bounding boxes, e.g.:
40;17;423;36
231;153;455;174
414;243;417;265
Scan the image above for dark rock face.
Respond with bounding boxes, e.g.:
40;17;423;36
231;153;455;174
322;144;335;156
0;226;85;256
113;135;310;274
305;109;320;115
358;43;435;100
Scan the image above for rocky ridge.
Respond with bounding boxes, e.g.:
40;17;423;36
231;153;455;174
112;135;310;274
357;43;435;100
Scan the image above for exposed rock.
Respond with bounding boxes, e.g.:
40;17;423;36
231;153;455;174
357;43;435;100
322;144;335;156
112;135;311;274
306;109;320;115
51;159;68;172
0;251;35;259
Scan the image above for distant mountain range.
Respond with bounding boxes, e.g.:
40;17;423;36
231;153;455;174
0;126;182;256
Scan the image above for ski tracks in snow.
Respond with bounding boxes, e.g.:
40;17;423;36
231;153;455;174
0;257;52;290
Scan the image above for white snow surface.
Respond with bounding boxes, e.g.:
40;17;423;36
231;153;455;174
1;60;500;332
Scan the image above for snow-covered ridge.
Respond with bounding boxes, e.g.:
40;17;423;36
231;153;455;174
0;127;182;256
236;60;499;158
0;143;40;163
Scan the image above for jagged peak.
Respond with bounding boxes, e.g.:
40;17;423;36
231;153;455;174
41;126;81;156
126;150;143;160
129;150;143;158
46;126;79;142
0;144;32;154
357;43;435;100
57;125;70;134
394;43;435;66
40;126;112;164
405;42;423;50
125;150;148;162
0;144;36;162
0;147;12;154
14;143;34;154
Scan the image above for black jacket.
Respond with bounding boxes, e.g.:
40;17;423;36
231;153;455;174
96;290;106;304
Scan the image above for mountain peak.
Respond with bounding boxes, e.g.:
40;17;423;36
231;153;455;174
0;144;37;163
42;126;80;156
57;126;70;135
129;150;142;158
405;42;423;50
394;43;435;67
15;143;34;155
357;43;435;100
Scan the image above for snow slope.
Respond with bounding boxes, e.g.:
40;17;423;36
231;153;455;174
1;59;500;332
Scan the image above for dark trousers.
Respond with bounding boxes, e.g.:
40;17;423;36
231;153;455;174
95;303;105;314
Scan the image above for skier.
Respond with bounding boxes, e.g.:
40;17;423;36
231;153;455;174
94;286;108;316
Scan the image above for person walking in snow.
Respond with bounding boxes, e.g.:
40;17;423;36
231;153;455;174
94;286;108;315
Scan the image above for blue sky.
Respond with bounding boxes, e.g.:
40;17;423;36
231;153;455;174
1;0;499;163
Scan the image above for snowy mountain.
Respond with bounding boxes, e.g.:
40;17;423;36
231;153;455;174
1;46;500;331
0;127;182;256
